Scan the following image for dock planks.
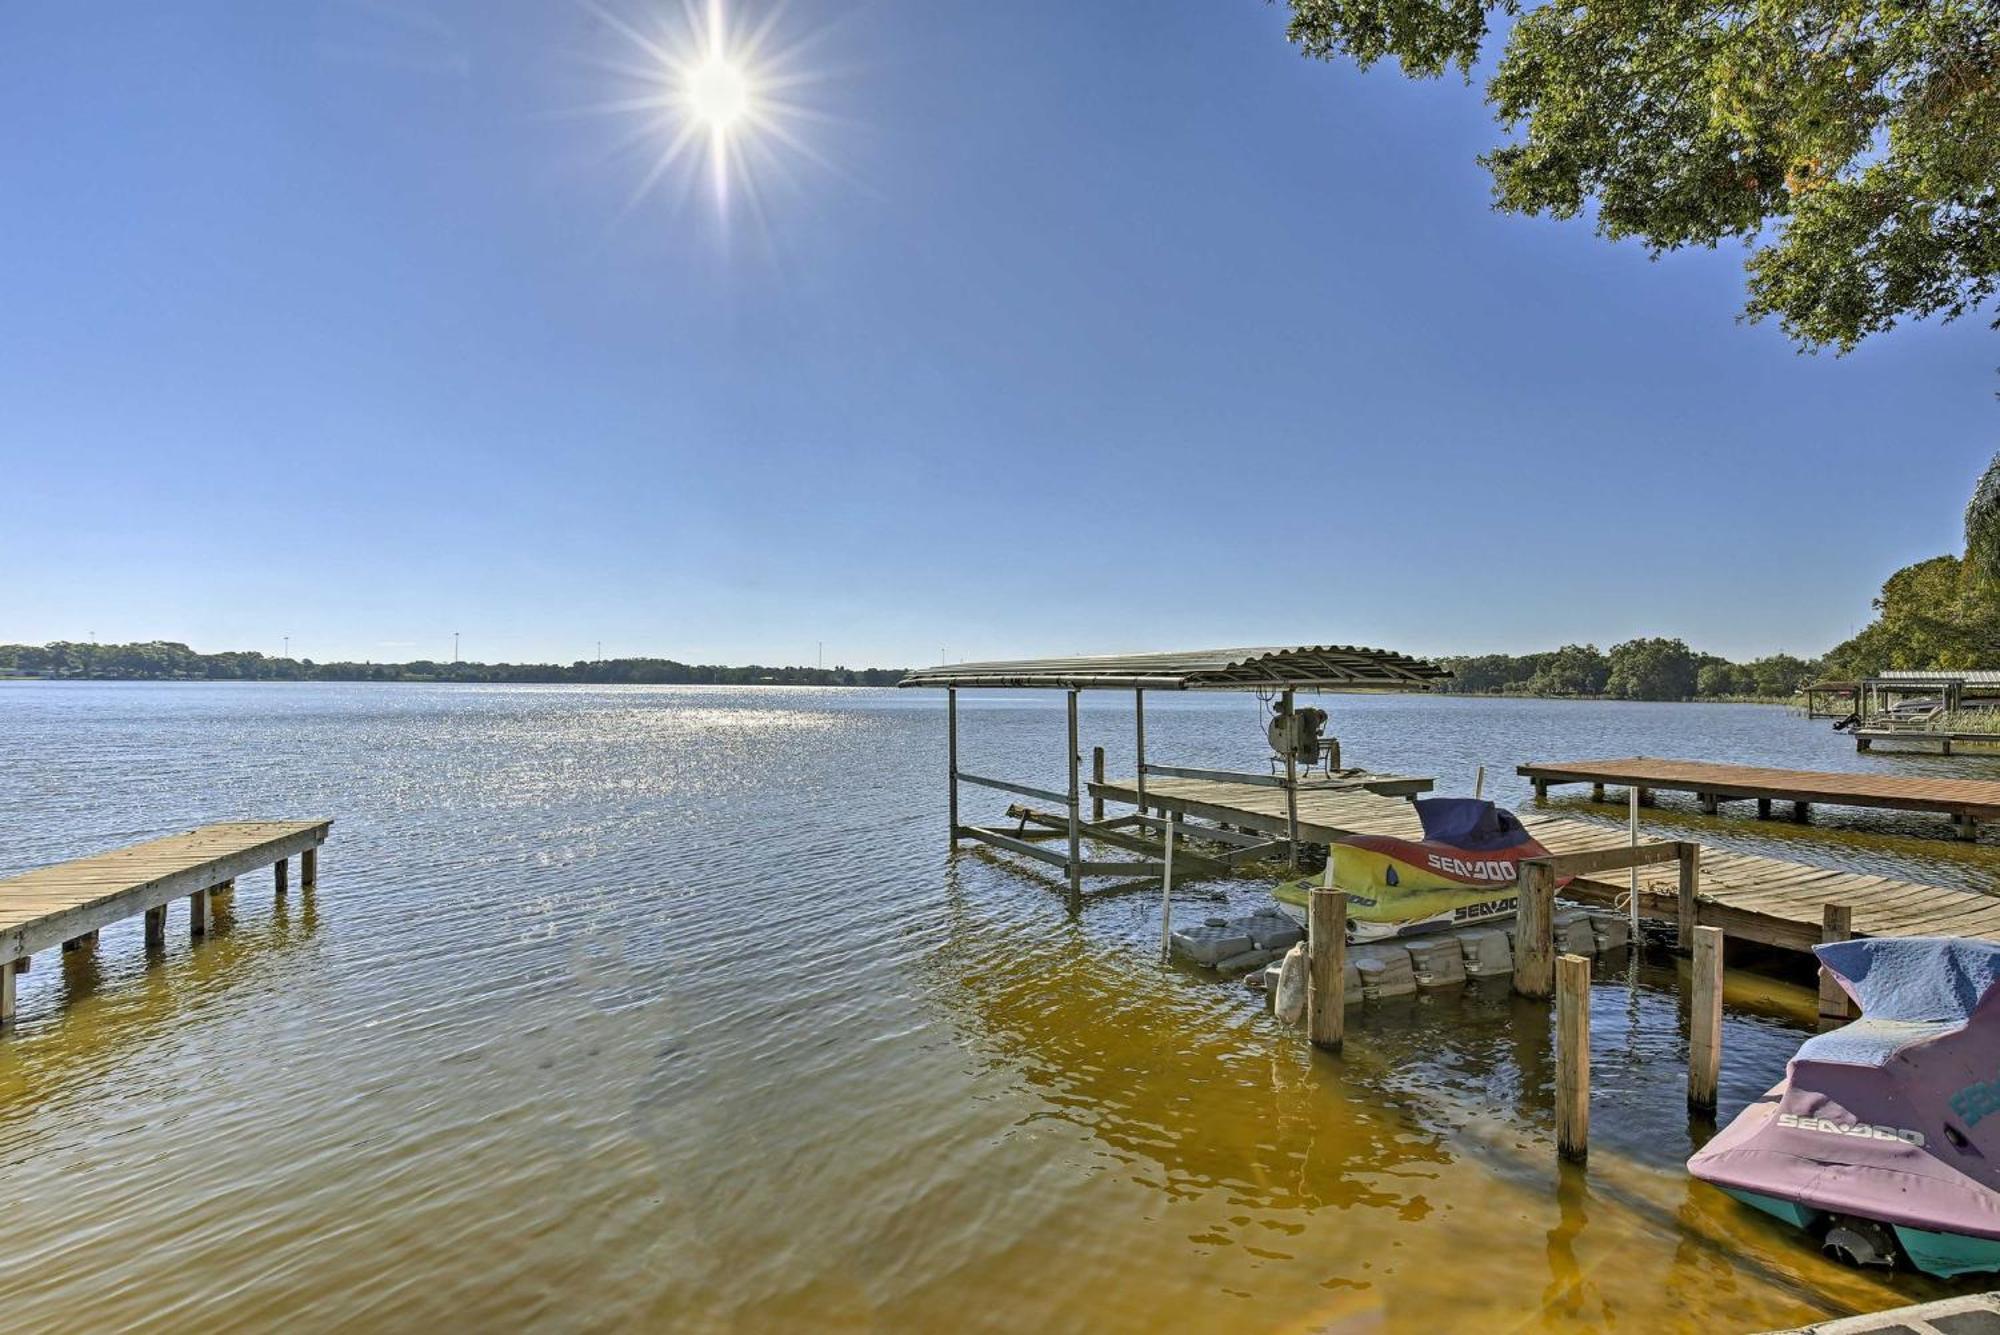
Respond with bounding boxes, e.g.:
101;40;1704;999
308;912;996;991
0;820;330;1024
1089;774;2000;955
1518;755;2000;837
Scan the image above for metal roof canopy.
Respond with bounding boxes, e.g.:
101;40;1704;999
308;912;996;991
899;644;1450;692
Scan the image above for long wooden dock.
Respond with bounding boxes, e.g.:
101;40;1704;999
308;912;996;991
1089;774;2000;954
1518;755;2000;840
0;820;329;1025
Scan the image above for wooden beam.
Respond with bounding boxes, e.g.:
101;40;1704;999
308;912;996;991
1514;860;1556;999
1689;925;1724;1114
958;771;1071;806
1677;843;1701;949
957;824;1070;868
1540;841;1682;878
1819;903;1854;1029
1557;954;1590;1162
1308;889;1347;1052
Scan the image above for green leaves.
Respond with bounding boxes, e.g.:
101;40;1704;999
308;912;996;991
1285;0;2000;350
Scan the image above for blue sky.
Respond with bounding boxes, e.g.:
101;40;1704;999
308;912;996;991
2;1;1992;669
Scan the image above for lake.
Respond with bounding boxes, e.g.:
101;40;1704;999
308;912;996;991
3;684;1998;1332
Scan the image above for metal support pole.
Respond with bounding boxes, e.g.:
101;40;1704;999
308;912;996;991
1627;786;1640;937
947;687;959;847
1133;689;1147;816
1282;688;1299;870
1091;747;1105;822
1066;689;1081;905
1160;812;1175;961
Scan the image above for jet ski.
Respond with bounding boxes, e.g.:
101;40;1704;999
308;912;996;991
1275;797;1563;942
1688;937;2000;1277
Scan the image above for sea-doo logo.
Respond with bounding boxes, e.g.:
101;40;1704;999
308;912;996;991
1424;853;1518;882
1453;896;1518;923
1777;1112;1925;1147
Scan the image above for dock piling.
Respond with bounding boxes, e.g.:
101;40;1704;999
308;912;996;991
0;960;13;1026
1514;859;1556;999
1308;888;1347;1052
1676;842;1701;949
301;846;317;890
1819;903;1854;1028
1160;814;1175;962
1065;690;1081;907
1689;925;1724;1114
275;858;288;894
1091;748;1105;822
189;888;209;939
145;905;166;948
1556;953;1590;1162
946;688;959;846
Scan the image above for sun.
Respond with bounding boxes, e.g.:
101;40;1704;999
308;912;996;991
573;0;830;222
686;54;750;131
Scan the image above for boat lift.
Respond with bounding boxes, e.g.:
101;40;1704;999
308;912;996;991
897;645;1451;907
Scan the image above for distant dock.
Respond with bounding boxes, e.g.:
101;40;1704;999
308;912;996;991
1518;755;2000;840
0;820;329;1026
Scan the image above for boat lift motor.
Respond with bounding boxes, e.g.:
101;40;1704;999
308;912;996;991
1267;701;1331;770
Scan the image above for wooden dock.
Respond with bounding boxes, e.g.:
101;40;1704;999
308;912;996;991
0;820;329;1026
1852;727;2000;755
1518;755;2000;840
1089;774;2000;954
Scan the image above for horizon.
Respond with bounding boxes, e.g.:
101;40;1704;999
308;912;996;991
3;1;1992;668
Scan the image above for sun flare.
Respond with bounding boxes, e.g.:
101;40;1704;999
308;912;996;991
576;0;829;222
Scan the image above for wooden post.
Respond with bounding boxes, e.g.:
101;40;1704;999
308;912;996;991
947;687;959;846
1590;782;1604;802
1309;888;1347;1051
1533;778;1548;801
0;959;14;1027
1689;925;1724;1114
1699;792;1718;815
1282;688;1300;870
1556;954;1590;1162
1160;813;1175;961
145;905;166;947
63;930;98;952
1514;859;1555;999
1065;689;1081;906
189;888;209;939
1133;689;1147;817
301;846;317;890
275;857;289;894
1756;797;1771;819
1637;787;1654;807
1819;903;1854;1028
1792;801;1810;823
1474;765;1486;799
1091;747;1105;822
1676;842;1701;949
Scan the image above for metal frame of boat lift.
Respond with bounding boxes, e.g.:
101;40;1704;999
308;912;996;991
897;646;1452;907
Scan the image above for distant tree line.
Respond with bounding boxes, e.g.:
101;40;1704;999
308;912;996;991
1438;640;1817;702
0;641;906;687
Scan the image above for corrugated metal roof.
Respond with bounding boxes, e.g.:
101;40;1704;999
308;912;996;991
897;645;1451;691
1872;670;2000;686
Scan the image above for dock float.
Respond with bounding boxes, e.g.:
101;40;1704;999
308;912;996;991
1517;755;2000;840
1089;774;2000;955
0;820;330;1026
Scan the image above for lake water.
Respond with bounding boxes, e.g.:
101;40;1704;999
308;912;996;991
3;684;1999;1332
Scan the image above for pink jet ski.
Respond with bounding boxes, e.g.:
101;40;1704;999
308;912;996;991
1688;937;2000;1277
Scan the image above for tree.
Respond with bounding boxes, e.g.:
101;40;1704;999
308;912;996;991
1527;643;1608;696
1285;0;2000;351
1605;637;1700;700
1824;554;2000;673
1969;452;2000;581
1696;661;1752;697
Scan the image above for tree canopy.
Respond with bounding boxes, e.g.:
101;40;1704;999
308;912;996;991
1285;0;2000;351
